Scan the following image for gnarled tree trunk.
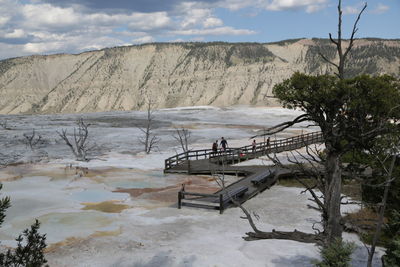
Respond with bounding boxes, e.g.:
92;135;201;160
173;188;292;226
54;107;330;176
324;149;343;244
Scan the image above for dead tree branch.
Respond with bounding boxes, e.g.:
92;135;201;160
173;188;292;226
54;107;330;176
320;0;367;78
173;127;191;153
57;118;95;161
138;99;160;154
251;114;309;138
22;129;43;151
214;146;325;245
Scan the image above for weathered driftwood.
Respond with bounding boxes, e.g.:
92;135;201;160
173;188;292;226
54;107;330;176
243;229;324;245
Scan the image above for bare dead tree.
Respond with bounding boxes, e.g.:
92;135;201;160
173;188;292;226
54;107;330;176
364;137;399;267
212;147;324;244
173;127;191;153
22;129;43;151
57;118;95;161
138;99;160;154
247;0;371;246
319;0;367;79
252;141;326;243
213;168;263;237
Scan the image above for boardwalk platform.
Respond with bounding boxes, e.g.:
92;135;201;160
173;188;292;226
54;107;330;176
164;131;324;213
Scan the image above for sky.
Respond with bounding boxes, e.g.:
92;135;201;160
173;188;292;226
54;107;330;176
0;0;398;59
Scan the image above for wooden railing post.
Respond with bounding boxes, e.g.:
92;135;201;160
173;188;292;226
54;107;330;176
219;194;224;214
186;151;191;174
178;191;182;209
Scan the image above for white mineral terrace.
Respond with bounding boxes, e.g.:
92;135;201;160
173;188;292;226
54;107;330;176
0;106;383;266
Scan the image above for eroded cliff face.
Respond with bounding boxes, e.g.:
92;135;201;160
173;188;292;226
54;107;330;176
0;39;399;114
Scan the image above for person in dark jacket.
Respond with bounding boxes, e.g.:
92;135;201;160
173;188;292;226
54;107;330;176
220;137;228;152
212;140;218;155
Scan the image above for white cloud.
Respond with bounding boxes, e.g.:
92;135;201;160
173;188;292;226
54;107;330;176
78;36;128;51
203;17;223;28
371;3;389;14
0;43;28;59
177;2;225;30
0;0;255;59
221;0;256;11
221;0;329;13
264;0;328;12
342;5;360;15
132;36;155;44
0;16;10;27
22;4;81;29
127;12;172;31
15;26;126;55
180;4;213;29
169;38;185;42
4;29;26;39
306;4;325;13
23;41;64;54
114;31;148;37
172;26;256;36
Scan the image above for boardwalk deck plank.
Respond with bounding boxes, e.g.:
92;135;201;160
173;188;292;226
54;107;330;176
166;131;324;213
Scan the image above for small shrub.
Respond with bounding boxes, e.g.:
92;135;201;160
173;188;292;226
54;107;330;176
0;184;48;267
382;235;400;267
0;220;48;267
315;238;356;267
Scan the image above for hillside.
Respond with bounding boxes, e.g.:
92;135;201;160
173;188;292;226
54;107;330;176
0;38;399;114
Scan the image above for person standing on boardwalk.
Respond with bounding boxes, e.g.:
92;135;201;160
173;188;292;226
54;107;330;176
266;137;270;147
212;140;218;155
252;139;256;153
220;137;228;152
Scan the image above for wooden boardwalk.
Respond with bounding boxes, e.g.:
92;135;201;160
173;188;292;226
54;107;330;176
164;131;324;213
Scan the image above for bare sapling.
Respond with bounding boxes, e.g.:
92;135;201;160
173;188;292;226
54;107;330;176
365;136;399;267
138;99;160;154
57;118;95;161
22;129;43;150
173;127;191;153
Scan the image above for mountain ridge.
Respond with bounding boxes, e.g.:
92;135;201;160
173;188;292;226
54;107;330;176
0;38;399;114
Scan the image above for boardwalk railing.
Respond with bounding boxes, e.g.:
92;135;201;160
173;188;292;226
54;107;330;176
178;187;248;214
178;191;223;213
164;131;324;171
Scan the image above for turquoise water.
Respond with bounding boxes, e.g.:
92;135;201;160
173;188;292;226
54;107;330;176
71;189;128;202
103;170;175;189
107;180;156;189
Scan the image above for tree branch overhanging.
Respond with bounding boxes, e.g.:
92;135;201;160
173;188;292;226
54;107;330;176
251;114;309;138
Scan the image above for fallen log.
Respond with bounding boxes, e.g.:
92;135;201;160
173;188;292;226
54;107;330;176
243;229;324;245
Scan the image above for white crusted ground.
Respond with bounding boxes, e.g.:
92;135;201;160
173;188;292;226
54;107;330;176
0;106;383;266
